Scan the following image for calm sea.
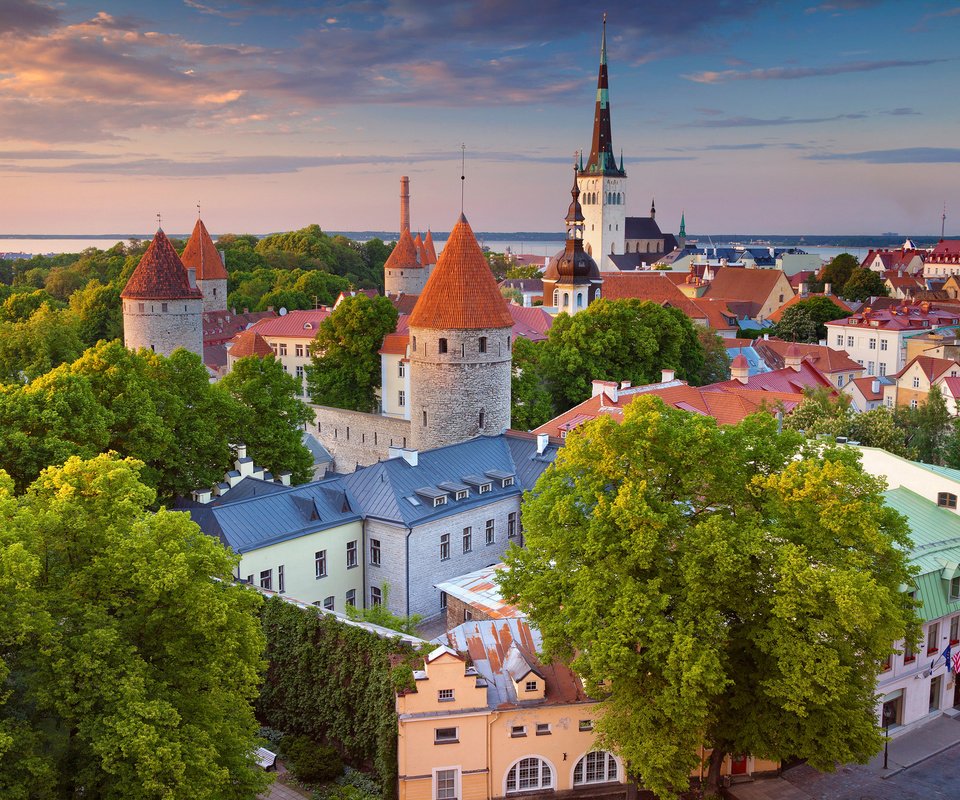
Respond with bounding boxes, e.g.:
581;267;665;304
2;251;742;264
0;236;863;265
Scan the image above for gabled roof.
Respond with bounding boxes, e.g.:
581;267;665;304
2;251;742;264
598;273;707;321
703;267;792;315
848;375;885;401
507;305;553;343
929;240;960;261
434;563;522;620
228;328;274;358
624;216;663;239
121;229;203;300
712;360;834;394
384;228;422;270
203;309;277;346
379;314;410;356
414;233;430;266
893;354;960;382
249;309;330;338
181;218;227;280
408;214;514;330
755;339;862;375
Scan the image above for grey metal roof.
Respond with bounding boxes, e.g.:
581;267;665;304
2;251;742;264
624;216;664;239
189;477;362;553
302;431;333;464
343;433;558;528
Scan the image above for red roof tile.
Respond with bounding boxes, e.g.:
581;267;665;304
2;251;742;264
507;305;554;343
181;218;227;280
408;214;514;330
121;229;203;300
849;376;884;401
703;267;793;315
248;309;331;338
893;354;959;381
228;329;274;358
203;309;277;345
414;233;430;266
424;230;438;265
713;361;834;394
755;339;862;375
599;273;708;321
384;228;422;270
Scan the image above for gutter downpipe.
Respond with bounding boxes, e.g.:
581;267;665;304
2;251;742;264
488;709;501;800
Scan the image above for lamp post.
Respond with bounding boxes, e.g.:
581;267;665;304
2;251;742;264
882;703;895;770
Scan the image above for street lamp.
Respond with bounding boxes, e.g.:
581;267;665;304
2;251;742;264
881;703;896;769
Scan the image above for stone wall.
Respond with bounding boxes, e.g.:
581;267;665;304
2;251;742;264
444;595;495;631
123;298;204;358
385;268;427;296
409;325;511;451
308;405;411;473
198;278;228;313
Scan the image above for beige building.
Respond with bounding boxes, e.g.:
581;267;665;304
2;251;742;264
881;354;960;411
397;619;777;800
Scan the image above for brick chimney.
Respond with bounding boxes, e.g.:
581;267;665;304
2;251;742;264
731;355;749;384
400;176;410;234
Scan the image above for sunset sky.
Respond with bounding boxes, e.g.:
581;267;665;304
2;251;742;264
1;0;959;236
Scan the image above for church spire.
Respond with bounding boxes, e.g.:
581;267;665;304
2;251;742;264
679;210;686;238
581;14;625;178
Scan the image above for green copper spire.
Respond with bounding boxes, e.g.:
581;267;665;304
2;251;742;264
679;211;686;238
619;149;624;172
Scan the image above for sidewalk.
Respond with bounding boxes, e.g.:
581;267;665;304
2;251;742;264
868;712;960;776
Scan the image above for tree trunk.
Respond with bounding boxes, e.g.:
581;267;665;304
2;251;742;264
704;747;727;799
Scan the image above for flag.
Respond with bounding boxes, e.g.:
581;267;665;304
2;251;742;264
953;649;960;675
940;643;952;672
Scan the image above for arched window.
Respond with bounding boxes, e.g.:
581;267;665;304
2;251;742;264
595;288;601;300
506;757;553;793
553;289;559;306
573;752;618;785
438;338;448;354
562;292;569;307
576;292;583;308
478;336;487;354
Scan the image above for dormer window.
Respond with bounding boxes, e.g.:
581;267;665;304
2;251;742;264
524;680;538;692
456;490;468;501
433;496;447;508
938;492;957;509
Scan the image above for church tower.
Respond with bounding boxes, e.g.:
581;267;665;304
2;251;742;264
408;214;513;451
121;228;204;358
577;15;627;272
542;166;602;313
181;215;228;312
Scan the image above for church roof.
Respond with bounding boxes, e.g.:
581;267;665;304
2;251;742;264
228;329;274;359
624;216;664;239
121;229;203;300
384;228;422;270
409;214;514;330
181;218;227;280
579;17;625;179
424;230;438;264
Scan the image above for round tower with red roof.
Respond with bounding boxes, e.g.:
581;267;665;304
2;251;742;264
408;213;514;450
181;216;228;312
384;227;426;296
120;228;204;358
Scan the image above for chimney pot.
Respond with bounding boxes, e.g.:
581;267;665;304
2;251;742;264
661;368;675;383
824;282;832;295
536;433;549;455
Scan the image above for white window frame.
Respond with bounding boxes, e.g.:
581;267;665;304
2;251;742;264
572;751;620;786
346;540;358;568
485;519;495;546
370;538;381;566
504;757;554;795
440;533;451;561
434;767;460;800
315;550;327;579
434;727;459;744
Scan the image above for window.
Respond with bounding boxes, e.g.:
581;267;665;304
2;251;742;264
434;727;458;744
323;596;334;611
423;410;427;427
279;343;287;356
836;335;843;346
510;725;526;737
278;564;285;593
911;399;918;409
478;409;484;429
903;639;916;664
438;338;448;354
315;550;327;578
246;574;253;584
880;339;888;351
869;339;876;350
479;336;487;353
370;538;381;566
413;336;417;352
927;622;940;654
553;289;559;306
161;302;168;312
296;365;304;378
867;361;875;376
535;723;551;736
574;752;619;785
440;590;447;611
847;336;854;347
505;757;552;793
433;495;447;508
435;769;458;800
913;376;921;388
295;344;304;357
346;589;356;608
462;527;472;553
440;533;450;561
260;569;272;590
579;719;594;732
879;363;886;376
951;575;960;599
455;490;469;501
507;512;518;538
463;609;473;622
524;680;538;692
398;390;406;407
370;586;382;606
347;540;358;568
880;653;891;672
485;519;495;545
950;615;959;644
438;689;455;702
938;493;957;509
138;302;145;313
837;375;844;387
398;361;405;378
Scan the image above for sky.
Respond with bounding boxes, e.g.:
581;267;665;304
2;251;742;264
1;0;959;236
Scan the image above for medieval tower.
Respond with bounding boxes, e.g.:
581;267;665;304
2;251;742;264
384;176;435;296
120;228;204;358
577;16;627;271
408;213;513;451
181;216;228;312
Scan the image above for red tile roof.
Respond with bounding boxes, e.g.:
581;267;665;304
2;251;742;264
713;361;835;394
940;376;960;398
379;315;410;356
703;267;793;315
408;214;514;330
249;309;331;338
181;218;227;280
929;240;960;261
599;273;708;321
691;297;739;331
424;230;438;265
849;376;884;402
203;309;277;345
766;293;852;324
414;233;430;266
384;228;422;270
507;304;554;343
121;229;203;300
754;339;862;375
228;329;274;358
827;302;960;331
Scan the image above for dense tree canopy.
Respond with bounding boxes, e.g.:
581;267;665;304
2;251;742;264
510;337;554;431
0;454;268;799
501;397;918;799
841;268;889;302
818;252;859;291
306;294;398;413
774;296;850;343
539;299;706;412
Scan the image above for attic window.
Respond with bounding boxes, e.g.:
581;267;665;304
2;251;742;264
938;492;957;509
438;689;455;702
406;496;422;506
524;680;538;692
456;490;469;501
304;323;313;330
433;496;447;508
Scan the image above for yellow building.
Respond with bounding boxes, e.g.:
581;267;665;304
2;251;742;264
397;619;777;800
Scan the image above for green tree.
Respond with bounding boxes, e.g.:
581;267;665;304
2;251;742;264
485;252;512;282
774;296;849;343
505;264;542;279
0;304;84;384
66;279;123;347
510;337;554;431
345;583;423;635
500;397;917;799
692;327;730;385
540;299;704;411
841;268;889;302
222;355;314;484
306;295;398;413
819;252;859;292
0;289;60;323
0;454;269;799
896;384;952;464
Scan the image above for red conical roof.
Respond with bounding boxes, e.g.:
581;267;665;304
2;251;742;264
384;228;422;270
731;354;748;369
424;230;438;264
121;229;203;300
229;328;274;358
181;218;227;280
414;233;430;266
409;214;514;330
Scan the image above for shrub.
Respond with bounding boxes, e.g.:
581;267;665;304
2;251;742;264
314;767;383;800
281;735;344;784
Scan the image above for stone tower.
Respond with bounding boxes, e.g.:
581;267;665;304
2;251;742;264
577;16;627;271
408;214;514;451
121;228;204;358
181;216;228;312
542;166;602;314
385;176;429;296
